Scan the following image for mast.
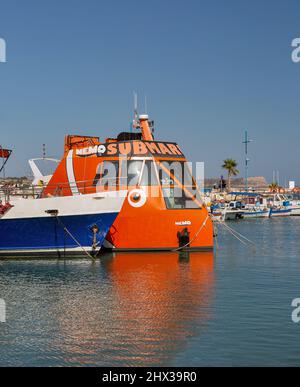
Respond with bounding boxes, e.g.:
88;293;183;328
132;92;154;141
139;114;154;141
132;92;139;131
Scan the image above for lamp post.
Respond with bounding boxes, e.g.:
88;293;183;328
243;130;252;192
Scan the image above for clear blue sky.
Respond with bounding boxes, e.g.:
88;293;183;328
0;0;300;184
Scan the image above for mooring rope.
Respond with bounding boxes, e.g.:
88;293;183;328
214;219;256;249
213;221;219;250
221;222;256;245
55;216;96;260
218;223;249;246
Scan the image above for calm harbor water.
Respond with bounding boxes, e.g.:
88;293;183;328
1;217;300;366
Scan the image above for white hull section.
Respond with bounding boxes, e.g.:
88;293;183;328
0;191;127;255
2;191;127;220
223;210;244;221
290;207;300;216
270;209;291;217
243;209;270;219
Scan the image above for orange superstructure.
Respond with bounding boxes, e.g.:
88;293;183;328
42;114;214;251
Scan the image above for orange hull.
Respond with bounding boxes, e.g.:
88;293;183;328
106;188;213;251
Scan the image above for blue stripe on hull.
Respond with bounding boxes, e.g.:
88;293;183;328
0;213;118;251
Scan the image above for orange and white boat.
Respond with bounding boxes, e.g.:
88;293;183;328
41;113;214;251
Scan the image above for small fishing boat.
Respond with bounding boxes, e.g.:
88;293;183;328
223;201;244;221
269;207;291;217
284;194;300;216
210;201;244;221
228;192;269;218
209;204;224;221
267;194;292;218
290;203;300;216
0;148;126;257
243;207;270;219
222;208;244;221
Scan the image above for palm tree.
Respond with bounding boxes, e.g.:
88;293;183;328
269;182;280;193
222;159;239;191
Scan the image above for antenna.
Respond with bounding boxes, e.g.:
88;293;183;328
242;130;253;192
133;92;139;130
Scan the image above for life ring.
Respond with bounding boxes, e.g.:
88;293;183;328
128;189;146;208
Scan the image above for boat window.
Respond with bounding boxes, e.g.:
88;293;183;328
139;161;159;186
159;161;180;186
119;160;144;187
93;161;119;189
157;161;201;209
127;160;143;186
162;187;202;209
158;161;196;187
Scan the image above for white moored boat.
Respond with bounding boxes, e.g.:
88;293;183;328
269;206;291;217
285;194;300;216
0;191;126;257
267;194;292;218
290;205;300;216
0;147;127;257
210;201;244;221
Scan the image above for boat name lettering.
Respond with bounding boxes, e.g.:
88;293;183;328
76;141;184;158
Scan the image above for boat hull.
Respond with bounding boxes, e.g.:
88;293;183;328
0;213;118;256
269;208;291;217
291;207;300;216
104;187;214;251
0;192;125;257
243;209;270;219
223;210;244;221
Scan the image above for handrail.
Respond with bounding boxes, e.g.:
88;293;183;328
0;176;201;200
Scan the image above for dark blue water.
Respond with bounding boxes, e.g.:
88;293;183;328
1;218;300;366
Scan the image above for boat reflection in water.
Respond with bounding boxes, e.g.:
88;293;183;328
52;251;214;366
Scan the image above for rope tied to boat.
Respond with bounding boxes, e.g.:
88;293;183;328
54;215;96;260
214;219;256;249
